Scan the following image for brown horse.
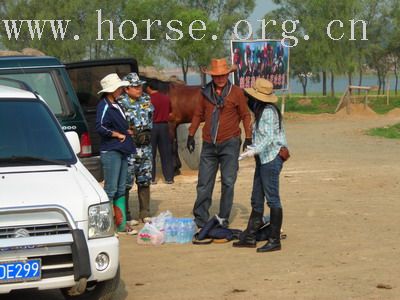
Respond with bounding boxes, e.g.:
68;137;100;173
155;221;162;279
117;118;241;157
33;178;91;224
150;80;203;174
168;83;203;173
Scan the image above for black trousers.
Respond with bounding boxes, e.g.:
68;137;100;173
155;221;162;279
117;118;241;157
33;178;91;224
151;123;174;181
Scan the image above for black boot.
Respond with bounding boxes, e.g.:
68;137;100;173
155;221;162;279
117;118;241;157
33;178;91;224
125;188;132;221
233;210;264;248
257;207;282;253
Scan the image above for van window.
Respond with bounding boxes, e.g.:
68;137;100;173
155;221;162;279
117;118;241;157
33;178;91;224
0;71;64;115
68;64;132;109
0;100;75;164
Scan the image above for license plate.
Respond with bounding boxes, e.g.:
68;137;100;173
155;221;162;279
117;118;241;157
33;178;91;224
0;259;41;283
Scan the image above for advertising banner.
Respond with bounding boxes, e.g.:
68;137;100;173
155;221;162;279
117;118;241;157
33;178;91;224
231;39;290;90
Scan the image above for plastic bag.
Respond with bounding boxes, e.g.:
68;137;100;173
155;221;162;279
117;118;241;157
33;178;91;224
149;210;173;231
137;223;164;246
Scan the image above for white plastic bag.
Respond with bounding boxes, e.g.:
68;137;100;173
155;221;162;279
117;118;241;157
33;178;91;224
137;223;165;246
149;210;173;231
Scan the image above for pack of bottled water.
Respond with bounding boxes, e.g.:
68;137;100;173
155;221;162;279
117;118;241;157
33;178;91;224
165;218;196;244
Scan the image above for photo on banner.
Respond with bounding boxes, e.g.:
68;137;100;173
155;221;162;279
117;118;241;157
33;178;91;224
230;39;290;90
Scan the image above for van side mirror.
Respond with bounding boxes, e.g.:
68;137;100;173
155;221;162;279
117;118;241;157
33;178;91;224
65;131;81;154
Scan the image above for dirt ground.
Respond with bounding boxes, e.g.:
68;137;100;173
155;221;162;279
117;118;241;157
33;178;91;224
6;108;400;300
113;108;400;300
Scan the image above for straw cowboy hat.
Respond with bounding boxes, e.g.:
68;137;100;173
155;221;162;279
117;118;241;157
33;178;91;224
98;73;130;94
201;58;237;76
245;78;278;103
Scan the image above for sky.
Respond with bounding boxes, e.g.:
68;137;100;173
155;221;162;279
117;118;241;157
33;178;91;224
249;0;277;24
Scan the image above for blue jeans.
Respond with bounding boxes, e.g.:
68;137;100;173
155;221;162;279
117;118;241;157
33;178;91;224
101;151;128;201
251;155;283;213
193;137;240;227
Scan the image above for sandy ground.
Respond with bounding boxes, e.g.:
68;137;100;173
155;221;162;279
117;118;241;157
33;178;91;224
6;107;400;299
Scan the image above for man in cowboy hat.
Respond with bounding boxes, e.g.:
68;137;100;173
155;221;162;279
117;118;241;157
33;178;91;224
187;58;252;228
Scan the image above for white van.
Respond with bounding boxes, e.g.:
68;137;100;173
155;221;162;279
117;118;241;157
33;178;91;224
0;85;119;300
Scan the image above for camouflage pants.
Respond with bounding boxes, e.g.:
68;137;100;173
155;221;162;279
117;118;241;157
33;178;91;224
126;145;152;188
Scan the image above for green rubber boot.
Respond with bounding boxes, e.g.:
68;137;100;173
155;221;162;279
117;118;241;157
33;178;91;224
114;196;127;232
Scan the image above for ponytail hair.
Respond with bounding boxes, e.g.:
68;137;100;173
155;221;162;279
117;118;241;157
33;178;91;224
247;94;282;130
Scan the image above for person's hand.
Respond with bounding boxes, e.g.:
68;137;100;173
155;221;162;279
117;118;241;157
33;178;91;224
238;147;255;161
242;137;252;151
113;131;126;142
117;134;126;142
187;135;195;153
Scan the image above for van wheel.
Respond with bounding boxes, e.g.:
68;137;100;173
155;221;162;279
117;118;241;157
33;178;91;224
62;266;120;300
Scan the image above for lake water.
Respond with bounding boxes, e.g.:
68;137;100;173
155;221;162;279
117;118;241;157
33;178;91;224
185;73;397;95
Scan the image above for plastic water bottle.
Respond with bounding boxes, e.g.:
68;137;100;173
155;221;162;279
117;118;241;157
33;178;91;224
164;218;173;243
177;218;186;244
170;218;178;243
182;219;189;243
188;219;196;242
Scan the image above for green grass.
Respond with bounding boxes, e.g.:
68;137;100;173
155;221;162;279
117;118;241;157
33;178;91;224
367;123;400;139
367;96;400;114
281;96;339;114
280;94;400;115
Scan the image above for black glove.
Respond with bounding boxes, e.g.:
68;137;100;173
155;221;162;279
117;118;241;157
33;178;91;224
187;135;195;153
242;137;252;152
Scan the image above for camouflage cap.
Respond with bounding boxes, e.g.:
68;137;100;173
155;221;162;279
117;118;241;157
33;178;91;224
123;72;146;87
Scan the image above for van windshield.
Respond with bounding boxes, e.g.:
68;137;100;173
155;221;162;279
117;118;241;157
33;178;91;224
0;71;63;114
0;100;76;165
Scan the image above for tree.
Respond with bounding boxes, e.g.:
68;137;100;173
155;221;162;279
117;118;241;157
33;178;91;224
175;0;256;83
163;8;222;83
0;0;126;62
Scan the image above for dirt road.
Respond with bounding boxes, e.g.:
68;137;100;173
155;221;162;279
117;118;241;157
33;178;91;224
114;111;399;300
6;111;400;299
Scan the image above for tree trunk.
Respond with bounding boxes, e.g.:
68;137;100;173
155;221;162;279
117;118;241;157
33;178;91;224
200;72;207;86
348;72;352;96
394;62;398;95
298;75;307;96
183;71;187;84
302;77;308;96
330;71;335;97
181;59;189;84
358;69;363;95
322;71;327;96
200;71;207;86
377;71;382;95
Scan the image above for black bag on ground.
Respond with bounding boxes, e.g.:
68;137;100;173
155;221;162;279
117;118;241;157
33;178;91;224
193;215;242;244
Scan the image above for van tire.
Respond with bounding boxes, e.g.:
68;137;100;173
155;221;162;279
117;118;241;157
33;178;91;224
62;265;120;300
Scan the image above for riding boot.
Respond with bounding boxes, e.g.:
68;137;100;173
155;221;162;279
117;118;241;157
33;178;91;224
233;210;264;248
125;188;132;221
257;207;282;253
138;185;150;220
